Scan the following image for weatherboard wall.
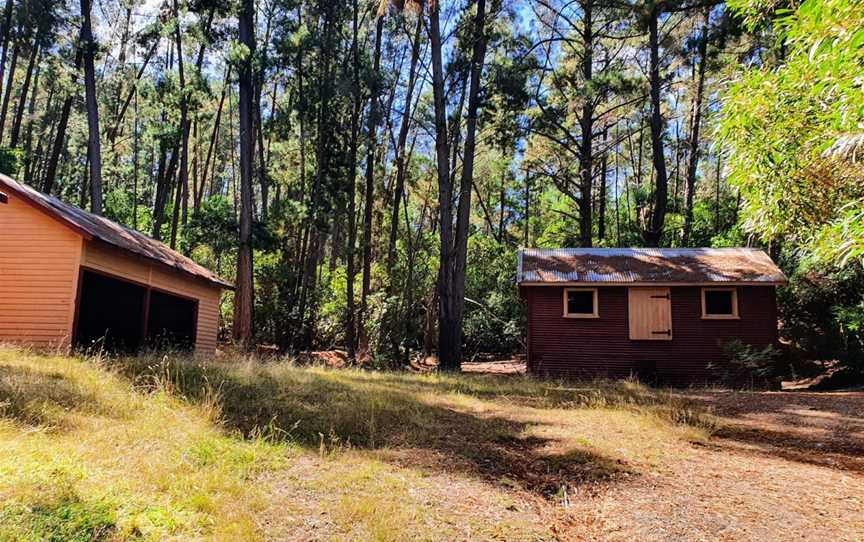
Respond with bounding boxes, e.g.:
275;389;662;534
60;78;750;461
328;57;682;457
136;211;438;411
0;189;82;348
522;285;779;384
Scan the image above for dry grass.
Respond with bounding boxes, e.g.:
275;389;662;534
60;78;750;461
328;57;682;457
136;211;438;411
0;347;287;541
0;345;861;541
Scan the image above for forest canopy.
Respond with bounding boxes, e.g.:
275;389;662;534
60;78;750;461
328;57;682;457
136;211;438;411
1;0;862;375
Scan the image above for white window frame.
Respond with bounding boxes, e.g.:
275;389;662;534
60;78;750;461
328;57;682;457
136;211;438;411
701;287;739;319
563;287;599;318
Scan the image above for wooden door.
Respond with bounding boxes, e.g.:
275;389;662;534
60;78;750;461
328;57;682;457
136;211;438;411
628;287;672;340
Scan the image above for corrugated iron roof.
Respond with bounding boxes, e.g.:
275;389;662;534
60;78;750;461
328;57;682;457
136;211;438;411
518;248;787;285
1;174;232;289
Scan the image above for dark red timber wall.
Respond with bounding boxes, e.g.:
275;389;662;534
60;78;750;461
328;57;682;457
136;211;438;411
521;285;779;384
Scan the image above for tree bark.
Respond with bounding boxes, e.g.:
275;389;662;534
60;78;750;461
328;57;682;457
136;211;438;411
0;41;19;139
254;7;274;221
200;65;230;208
80;0;103;215
107;39;159;146
578;0;594;247
385;14;423;290
682;10;709;246
233;0;255;346
133;87;139;229
169;0;190;249
359;15;384;336
0;0;14;133
43;49;82;194
345;0;360;362
435;0;488;372
598;128;608;241
10;41;39;148
22;52;43;184
643;5;669;247
429;1;455;370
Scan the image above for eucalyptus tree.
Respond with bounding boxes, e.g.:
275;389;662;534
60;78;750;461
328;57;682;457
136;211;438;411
233;0;256;345
80;0;103;215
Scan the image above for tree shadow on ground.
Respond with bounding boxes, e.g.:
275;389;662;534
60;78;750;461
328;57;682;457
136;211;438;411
110;357;714;498
0;364;123;431
683;390;864;474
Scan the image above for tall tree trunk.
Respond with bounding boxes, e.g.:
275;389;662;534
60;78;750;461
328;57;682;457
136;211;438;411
254;7;274;222
169;0;190;249
643;5;669;247
80;0;103;215
22;54;43;184
191;118;199;209
153;44;179;239
715;151;722;234
200;65;230;207
429;0;455;370
435;0;488;372
682;9;709;246
297;5;336;347
0;41;19;139
578;0;594;247
385;14;423;290
448;0;487;371
359;14;384;337
524;169;530;246
133;87;139;229
10;41;39;148
0;0;14;132
233;0;255;346
108;39;159;146
498;145;507;241
614;125;621;246
598;128;608;241
345;0;360;362
43;49;82;194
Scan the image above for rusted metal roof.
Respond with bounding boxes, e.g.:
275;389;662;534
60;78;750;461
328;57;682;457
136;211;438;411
1;174;232;289
518;248;787;285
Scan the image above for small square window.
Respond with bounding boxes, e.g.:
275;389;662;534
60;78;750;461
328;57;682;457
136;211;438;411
702;288;739;319
563;288;598;318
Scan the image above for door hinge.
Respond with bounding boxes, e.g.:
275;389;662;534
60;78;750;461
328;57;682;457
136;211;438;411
651;329;672;336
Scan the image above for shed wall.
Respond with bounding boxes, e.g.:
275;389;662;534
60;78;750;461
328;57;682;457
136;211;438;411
523;285;778;384
0;191;81;347
81;242;222;354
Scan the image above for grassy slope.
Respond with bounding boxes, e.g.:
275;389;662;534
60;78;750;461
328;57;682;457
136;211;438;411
0;346;716;541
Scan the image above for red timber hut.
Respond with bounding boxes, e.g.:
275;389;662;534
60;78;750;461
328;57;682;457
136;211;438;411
0;175;231;354
517;248;787;384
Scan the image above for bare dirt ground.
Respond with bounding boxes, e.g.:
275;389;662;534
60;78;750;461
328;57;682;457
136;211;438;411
591;390;864;541
256;356;864;541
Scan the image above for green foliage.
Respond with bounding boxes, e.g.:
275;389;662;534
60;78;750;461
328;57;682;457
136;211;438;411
463;236;524;355
317;266;349;349
0;147;23;176
778;262;864;374
183;196;239;260
719;0;864;264
711;339;783;387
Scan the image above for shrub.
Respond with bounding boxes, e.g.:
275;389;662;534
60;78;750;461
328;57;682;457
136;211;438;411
778;262;864;377
710;340;783;388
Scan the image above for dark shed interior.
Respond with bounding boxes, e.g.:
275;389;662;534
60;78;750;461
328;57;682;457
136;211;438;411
74;270;197;352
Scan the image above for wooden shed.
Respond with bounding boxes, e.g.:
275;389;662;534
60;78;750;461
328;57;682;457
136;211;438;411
0;175;231;354
518;248;787;384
